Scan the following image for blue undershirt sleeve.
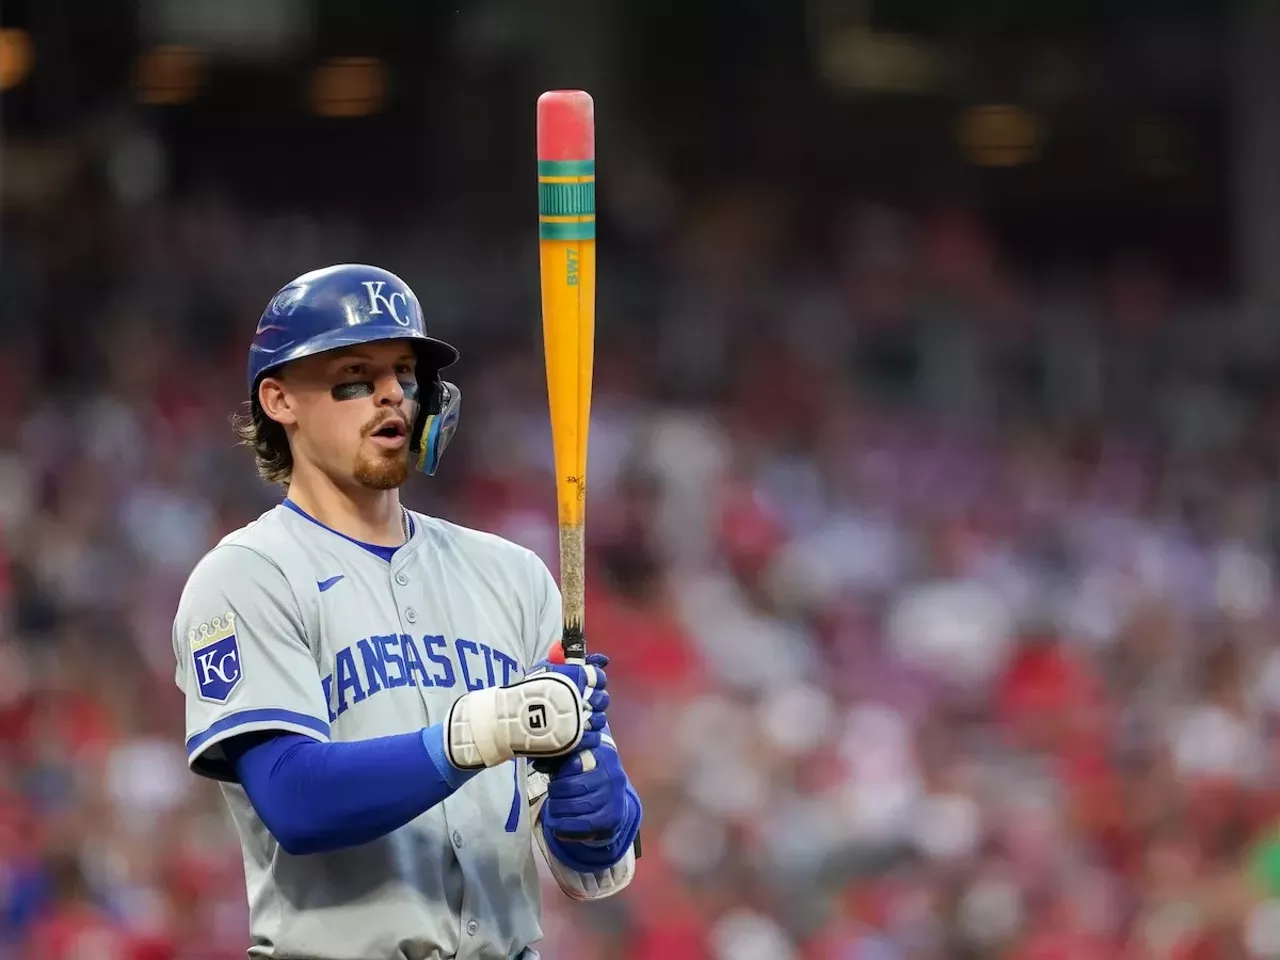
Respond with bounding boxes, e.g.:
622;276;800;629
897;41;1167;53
224;725;478;856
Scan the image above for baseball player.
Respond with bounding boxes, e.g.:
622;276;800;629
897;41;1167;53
171;263;642;960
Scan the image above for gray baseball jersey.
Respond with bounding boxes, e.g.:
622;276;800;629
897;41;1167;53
172;502;562;960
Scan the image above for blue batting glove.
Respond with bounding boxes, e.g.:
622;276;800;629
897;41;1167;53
543;744;629;842
527;653;610;753
541;739;642;872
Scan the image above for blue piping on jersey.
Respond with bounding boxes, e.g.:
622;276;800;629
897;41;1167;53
186;707;331;757
282;499;415;563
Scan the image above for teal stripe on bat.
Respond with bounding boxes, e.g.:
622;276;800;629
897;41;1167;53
538;220;596;241
538;159;595;177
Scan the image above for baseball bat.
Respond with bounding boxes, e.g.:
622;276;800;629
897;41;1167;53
537;92;641;857
537;90;596;667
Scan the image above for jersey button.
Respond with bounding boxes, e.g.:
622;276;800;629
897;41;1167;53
466;920;479;936
395;572;409;586
405;608;418;623
452;830;464;847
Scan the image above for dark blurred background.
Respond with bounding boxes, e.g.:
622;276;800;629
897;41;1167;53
5;1;1280;957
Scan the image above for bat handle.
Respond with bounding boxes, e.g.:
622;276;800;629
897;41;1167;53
541;623;609;843
561;624;586;664
546;626;642;857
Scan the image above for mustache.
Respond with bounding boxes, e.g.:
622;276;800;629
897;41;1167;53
362;409;411;437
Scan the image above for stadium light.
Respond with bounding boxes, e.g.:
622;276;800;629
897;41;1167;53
957;104;1041;167
134;45;205;105
309;57;387;118
0;29;34;92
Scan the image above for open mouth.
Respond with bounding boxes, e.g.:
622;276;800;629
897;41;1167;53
369;418;408;447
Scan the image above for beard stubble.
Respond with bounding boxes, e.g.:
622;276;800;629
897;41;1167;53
353;408;413;490
353;443;410;489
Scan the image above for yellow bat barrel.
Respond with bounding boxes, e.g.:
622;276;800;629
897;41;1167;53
537;90;596;660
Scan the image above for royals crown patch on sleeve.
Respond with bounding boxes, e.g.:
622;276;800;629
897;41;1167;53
190;613;243;704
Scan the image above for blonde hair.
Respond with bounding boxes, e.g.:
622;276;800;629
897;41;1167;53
231;396;293;487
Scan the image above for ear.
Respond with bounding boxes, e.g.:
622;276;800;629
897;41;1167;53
258;377;298;427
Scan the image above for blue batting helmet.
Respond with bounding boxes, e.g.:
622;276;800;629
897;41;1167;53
247;263;458;393
246;263;462;476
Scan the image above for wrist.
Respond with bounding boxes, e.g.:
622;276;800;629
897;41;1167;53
421;724;481;790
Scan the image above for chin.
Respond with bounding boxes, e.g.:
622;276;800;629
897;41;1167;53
353;452;411;490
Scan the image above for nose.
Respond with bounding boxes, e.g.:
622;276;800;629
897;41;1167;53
373;371;405;406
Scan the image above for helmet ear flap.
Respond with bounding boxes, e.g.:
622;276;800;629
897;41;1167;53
410;378;461;477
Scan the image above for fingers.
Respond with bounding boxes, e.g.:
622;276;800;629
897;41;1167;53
552;824;614;844
547;788;614;817
519;656;613;769
527;660;609;695
544;748;625;844
552;749;600;781
581;662;607;693
586;686;609;714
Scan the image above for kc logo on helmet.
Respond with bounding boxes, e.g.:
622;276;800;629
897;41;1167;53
362;281;412;326
190;613;244;704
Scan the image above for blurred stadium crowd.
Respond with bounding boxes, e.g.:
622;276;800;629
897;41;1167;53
4;168;1280;960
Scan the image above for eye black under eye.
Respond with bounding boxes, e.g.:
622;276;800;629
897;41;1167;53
332;382;373;400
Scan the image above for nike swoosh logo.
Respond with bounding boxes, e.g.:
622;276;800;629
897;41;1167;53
317;575;345;592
